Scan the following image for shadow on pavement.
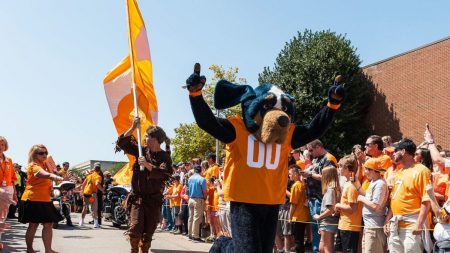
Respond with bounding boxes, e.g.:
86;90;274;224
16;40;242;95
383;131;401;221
2;219;28;253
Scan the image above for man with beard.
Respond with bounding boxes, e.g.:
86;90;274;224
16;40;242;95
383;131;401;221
384;138;431;253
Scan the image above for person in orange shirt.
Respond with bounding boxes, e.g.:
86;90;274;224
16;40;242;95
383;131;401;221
79;163;104;228
206;177;222;242
18;144;64;253
335;155;363;253
204;153;220;182
167;174;182;234
291;148;306;170
0;136;18;251
363;135;393;190
288;164;310;253
384;139;432;253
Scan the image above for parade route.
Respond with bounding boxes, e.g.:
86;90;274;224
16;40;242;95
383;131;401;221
2;213;212;253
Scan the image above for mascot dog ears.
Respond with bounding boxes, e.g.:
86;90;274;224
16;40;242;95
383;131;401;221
186;63;344;253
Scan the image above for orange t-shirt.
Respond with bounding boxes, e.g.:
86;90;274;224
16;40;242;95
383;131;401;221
172;183;182;207
223;115;295;204
83;173;101;195
390;163;431;228
21;163;52;202
295;160;305;170
207;184;219;212
167;185;174;208
338;181;363;232
204;164;220;182
290;181;309;222
433;173;448;203
0;157;17;186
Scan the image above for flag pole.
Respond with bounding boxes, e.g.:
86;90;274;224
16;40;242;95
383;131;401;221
126;0;144;171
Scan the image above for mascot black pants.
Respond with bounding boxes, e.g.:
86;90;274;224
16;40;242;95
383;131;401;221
210;202;279;253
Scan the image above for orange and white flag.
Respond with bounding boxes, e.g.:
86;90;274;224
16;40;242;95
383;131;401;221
103;0;157;185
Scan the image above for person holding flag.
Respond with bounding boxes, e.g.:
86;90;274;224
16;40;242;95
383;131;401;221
104;0;167;250
116;117;172;253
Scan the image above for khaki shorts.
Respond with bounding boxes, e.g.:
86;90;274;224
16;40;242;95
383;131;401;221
362;228;387;253
83;193;98;213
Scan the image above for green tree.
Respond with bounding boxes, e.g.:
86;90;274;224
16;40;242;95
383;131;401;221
171;122;216;162
259;30;372;156
172;65;246;163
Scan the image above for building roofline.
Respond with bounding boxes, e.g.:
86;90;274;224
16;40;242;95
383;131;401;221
362;36;450;69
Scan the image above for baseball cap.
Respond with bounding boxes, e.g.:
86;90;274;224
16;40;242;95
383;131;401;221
364;158;384;172
94;162;101;168
391;138;416;155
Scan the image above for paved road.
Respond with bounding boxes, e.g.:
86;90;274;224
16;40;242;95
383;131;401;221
2;213;212;253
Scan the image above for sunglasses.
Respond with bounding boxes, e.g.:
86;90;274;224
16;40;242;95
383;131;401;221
37;151;48;156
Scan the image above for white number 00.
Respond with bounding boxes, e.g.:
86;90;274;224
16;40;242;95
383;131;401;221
246;135;281;170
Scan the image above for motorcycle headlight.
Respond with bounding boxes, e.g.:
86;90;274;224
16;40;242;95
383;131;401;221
53;189;61;198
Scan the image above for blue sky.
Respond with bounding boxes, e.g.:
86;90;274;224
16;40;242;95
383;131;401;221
1;1;449;166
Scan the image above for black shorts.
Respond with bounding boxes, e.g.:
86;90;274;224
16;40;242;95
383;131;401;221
18;200;64;224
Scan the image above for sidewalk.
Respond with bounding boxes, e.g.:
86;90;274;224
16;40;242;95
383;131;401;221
1;213;212;253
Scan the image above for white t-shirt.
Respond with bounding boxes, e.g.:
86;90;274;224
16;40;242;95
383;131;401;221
363;178;389;228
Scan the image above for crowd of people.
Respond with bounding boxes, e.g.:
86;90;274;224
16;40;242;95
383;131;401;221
1;122;450;253
155;125;450;253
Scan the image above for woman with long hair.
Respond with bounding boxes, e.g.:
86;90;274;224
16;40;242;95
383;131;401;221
19;144;63;253
313;166;341;253
414;147;433;171
116;117;172;253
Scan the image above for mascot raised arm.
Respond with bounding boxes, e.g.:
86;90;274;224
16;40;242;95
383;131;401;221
186;63;345;253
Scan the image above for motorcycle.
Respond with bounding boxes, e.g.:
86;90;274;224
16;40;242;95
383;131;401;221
103;185;130;228
52;181;76;228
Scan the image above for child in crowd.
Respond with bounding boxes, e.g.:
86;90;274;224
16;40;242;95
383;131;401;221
216;170;231;237
335;155;362;253
288;165;310;253
206;176;221;242
353;158;388;253
313;166;340;253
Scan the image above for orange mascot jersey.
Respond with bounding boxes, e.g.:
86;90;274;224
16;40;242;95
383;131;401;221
223;115;295;205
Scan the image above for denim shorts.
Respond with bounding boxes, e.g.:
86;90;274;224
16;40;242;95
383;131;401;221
319;223;338;234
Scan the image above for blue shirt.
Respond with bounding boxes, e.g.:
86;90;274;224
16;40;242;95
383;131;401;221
188;173;206;199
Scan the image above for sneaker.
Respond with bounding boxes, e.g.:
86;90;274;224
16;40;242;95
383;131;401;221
205;236;215;243
174;229;182;235
78;220;84;226
304;241;312;250
192;237;203;243
94;224;101;229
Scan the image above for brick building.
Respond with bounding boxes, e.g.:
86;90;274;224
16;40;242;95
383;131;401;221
363;36;450;149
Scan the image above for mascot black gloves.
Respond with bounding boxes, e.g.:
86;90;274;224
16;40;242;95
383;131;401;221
327;75;346;106
186;63;206;93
